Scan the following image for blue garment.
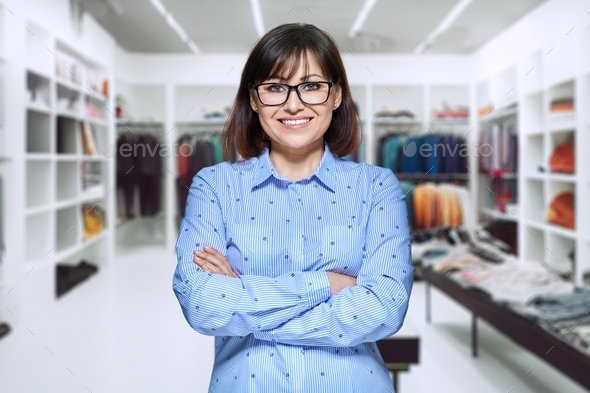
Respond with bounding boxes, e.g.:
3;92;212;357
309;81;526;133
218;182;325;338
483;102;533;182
173;143;414;393
399;135;423;173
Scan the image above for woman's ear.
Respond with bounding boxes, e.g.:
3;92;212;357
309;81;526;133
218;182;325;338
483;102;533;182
250;92;258;112
332;84;343;110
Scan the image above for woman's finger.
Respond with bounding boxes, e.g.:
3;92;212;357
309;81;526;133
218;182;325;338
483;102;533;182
193;248;238;278
203;247;239;278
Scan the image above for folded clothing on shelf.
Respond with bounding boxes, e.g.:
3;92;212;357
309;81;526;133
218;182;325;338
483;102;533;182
539;314;590;355
547;192;575;229
433;105;469;120
374;109;415;119
550;98;574;112
514;290;590;322
55;260;99;298
549;139;574;174
82;204;106;240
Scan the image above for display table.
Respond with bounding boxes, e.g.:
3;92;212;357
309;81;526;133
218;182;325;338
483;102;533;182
376;318;420;392
421;266;590;390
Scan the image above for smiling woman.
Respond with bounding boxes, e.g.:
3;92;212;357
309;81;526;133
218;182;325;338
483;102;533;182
172;23;414;393
223;23;361;163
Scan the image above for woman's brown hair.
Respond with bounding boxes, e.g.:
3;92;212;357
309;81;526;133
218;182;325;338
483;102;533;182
222;23;360;161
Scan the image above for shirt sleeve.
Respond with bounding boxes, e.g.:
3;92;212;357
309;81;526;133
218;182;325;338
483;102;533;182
253;168;414;347
172;168;332;337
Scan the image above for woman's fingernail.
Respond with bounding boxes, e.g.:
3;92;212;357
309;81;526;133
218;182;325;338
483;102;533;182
204;246;211;251
193;256;201;262
194;250;202;255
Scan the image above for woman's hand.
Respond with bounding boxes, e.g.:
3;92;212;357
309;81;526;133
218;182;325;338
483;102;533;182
193;246;239;278
326;272;357;295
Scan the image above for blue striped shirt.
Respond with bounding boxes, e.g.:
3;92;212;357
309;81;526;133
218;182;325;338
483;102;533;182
173;143;414;393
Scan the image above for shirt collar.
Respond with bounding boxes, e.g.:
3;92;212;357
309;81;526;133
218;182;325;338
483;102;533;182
251;143;337;192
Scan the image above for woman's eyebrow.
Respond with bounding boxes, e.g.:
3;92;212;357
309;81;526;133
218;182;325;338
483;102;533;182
266;73;324;82
300;74;323;80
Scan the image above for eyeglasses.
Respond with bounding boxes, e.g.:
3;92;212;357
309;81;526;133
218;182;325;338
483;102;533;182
253;81;334;106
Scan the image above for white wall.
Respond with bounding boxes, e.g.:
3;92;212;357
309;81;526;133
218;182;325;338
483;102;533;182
115;48;473;86
472;0;589;84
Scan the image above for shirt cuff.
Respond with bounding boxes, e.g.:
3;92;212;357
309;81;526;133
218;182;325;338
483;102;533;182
301;271;331;309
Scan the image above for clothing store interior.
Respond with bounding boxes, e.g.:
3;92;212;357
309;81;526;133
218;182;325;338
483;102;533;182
1;0;589;392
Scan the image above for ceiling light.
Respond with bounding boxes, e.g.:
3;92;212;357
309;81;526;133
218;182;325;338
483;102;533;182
149;0;166;15
414;0;473;54
149;0;200;54
349;0;379;39
249;0;265;37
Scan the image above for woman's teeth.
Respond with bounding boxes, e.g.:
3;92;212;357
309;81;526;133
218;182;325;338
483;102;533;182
281;118;311;125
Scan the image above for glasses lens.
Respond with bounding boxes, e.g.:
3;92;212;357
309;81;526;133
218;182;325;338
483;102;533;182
257;82;330;105
257;84;289;105
298;82;330;104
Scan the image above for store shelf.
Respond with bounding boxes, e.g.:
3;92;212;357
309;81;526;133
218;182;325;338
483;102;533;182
546;173;577;182
525;221;544;231
526;173;577;182
26;67;52;81
479;105;518;122
55;154;78;161
55;111;82;121
544;223;577;239
25;153;52;161
54;198;78;211
87;117;108;127
54;230;108;262
480;207;518;222
81;155;107;162
25;205;51;217
56;77;82;93
373;118;422;125
84;90;108;104
26;102;51;115
547;118;576;132
429;118;470;125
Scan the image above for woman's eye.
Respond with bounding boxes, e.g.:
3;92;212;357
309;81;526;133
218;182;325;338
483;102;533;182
267;84;286;93
302;82;322;91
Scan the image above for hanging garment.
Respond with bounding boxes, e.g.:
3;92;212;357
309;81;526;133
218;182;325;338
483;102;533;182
116;132;138;218
137;134;162;217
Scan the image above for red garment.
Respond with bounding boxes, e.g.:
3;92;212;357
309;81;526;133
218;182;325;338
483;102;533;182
549;140;574;173
547;192;575;229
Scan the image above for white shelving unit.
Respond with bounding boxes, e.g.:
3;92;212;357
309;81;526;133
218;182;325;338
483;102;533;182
474;23;590;286
21;21;115;300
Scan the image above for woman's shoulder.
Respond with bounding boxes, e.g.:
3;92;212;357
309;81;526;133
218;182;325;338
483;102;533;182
195;157;260;182
332;157;394;180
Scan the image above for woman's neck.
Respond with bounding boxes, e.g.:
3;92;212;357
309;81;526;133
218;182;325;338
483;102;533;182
268;140;325;182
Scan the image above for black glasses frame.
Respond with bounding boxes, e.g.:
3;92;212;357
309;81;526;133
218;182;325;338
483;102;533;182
252;81;334;106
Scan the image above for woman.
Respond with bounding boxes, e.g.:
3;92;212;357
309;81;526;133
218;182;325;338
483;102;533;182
173;23;414;393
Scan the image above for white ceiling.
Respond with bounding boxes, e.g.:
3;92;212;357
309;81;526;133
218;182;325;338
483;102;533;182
83;0;547;54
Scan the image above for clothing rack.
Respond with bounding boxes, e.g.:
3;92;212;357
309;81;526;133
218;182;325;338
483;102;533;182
116;121;165;136
396;173;470;183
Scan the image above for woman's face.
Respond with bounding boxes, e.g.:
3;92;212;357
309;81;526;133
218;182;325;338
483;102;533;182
250;54;342;153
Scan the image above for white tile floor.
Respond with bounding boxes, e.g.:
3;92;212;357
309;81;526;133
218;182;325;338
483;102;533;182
0;246;587;393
